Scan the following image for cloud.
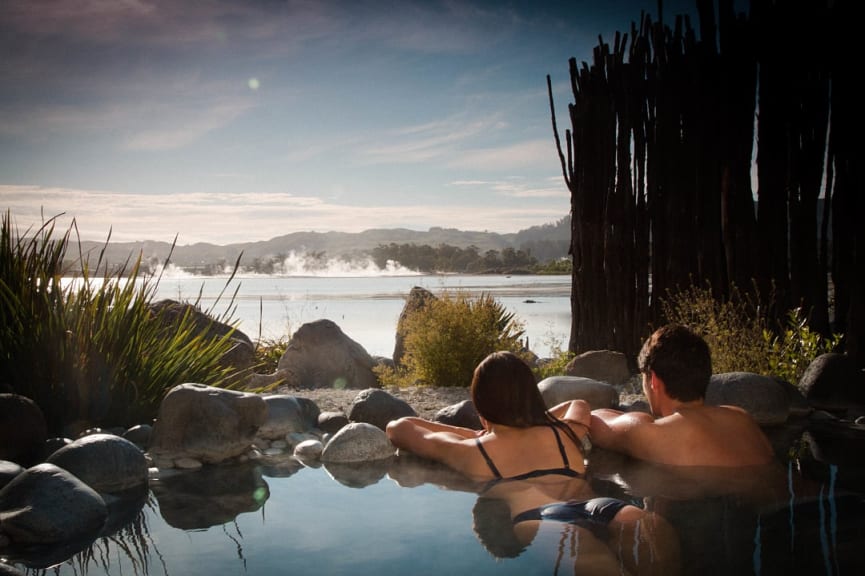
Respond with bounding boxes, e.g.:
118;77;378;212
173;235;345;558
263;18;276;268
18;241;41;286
1;185;566;245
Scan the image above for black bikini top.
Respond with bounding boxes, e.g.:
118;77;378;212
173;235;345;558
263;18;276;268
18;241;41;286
475;424;584;482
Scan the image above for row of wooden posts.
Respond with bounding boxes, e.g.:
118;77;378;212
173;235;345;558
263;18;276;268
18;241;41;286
548;0;862;367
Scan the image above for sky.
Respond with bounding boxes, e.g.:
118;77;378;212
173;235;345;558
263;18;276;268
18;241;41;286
0;0;700;245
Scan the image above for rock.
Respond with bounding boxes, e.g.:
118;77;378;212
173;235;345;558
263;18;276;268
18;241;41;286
0;461;23;491
799;353;865;410
294;439;324;459
565;350;632;386
148;383;267;465
122;424;152;451
0;562;25;575
434;400;482;430
257;395;320;439
393;286;437;367
0;394;48;467
46;433;148;493
278;319;378;390
706;372;790;426
320;422;395;463
348;389;416;431
148;299;255;372
318;411;350;435
43;437;72;458
537;376;619;410
0;463;106;549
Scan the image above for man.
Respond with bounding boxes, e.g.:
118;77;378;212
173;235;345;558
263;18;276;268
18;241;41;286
590;324;775;467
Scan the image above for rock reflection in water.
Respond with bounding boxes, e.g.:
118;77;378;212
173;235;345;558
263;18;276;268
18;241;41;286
322;459;390;488
151;462;269;530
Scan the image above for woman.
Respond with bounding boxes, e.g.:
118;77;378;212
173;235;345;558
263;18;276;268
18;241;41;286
386;351;644;526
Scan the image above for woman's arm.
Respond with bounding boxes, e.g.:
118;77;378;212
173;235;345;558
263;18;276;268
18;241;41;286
548;399;591;429
385;417;480;473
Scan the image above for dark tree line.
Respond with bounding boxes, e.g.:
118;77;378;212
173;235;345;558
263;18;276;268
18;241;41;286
549;0;862;366
371;243;538;273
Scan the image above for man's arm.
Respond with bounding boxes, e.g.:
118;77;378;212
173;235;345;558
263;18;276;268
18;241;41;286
590;409;656;459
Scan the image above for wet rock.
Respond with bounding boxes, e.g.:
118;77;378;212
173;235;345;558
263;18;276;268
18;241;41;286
348;389;416;430
537;376;618;409
321;422;395;463
122;424;152;451
47;433;148;493
148;383;267;465
0;394;47;467
799;353;865;410
0;463;106;550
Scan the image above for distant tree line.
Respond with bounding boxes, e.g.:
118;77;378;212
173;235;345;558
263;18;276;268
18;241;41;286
371;243;539;273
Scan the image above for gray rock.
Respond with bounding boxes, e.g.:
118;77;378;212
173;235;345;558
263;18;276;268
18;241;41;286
258;395;321;439
47;433;148;494
707;372;790;426
148;383;267;465
278;319;378;389
537;376;619;409
565;350;632;386
318;411;350;435
0;461;23;491
434;400;482;430
0;394;47;467
122;424;152;451
320;422;395;463
294;439;324;459
0;463;106;548
348;389;416;431
799;353;865;408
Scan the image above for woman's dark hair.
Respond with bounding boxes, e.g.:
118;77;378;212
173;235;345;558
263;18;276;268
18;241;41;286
637;324;712;402
471;351;583;452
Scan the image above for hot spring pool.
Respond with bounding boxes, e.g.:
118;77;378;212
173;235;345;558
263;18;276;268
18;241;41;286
8;444;865;576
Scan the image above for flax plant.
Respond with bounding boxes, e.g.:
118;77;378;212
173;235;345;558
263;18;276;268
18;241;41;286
0;211;241;434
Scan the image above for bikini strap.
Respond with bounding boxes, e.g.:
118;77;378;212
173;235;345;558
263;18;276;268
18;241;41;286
475;438;502;479
549;424;571;469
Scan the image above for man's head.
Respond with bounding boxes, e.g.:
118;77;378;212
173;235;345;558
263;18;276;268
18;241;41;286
637;324;712;403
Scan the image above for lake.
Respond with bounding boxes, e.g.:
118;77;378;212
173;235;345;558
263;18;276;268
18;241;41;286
150;273;572;358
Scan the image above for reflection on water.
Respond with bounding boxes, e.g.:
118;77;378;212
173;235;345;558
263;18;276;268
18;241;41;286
11;447;865;576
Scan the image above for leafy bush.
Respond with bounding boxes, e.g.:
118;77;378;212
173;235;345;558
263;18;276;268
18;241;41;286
377;291;527;388
661;282;842;387
763;308;842;386
0;211;241;434
532;330;574;381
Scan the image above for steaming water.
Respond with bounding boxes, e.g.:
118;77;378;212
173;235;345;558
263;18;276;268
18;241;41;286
152;273;572;358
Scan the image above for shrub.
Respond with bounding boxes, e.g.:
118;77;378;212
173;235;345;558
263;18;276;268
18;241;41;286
661;282;842;387
763;308;842;387
661;283;769;374
379;291;527;388
0;211;241;434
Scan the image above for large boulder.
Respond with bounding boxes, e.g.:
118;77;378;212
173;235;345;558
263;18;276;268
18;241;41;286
393;286;437;367
706;372;790;426
348;389;416;431
0;394;47;467
320;422;396;463
799;353;865;410
148;383;267;465
256;395;321;439
537;376;619;410
278;319;378;390
148;299;255;371
0;463;106;550
565;350;632;386
46;433;148;494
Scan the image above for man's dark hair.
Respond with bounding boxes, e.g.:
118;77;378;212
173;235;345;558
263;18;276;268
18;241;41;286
637;324;712;402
